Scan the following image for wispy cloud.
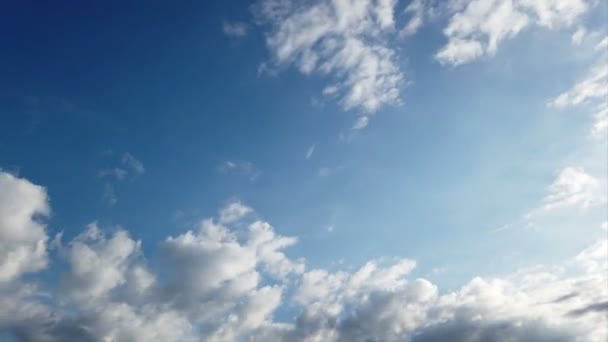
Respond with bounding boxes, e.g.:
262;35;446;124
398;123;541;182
255;0;403;127
218;160;262;181
305;144;316;160
436;0;589;65
222;21;249;38
97;151;145;205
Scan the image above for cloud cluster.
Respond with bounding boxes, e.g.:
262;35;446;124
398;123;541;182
0;171;606;341
255;0;403;128
435;0;589;65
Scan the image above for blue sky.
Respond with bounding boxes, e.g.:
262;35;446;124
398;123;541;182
0;0;607;341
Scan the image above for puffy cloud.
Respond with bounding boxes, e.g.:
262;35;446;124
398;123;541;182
436;0;589;65
0;171;50;284
60;223;144;303
219;201;253;224
256;0;403;118
0;174;606;341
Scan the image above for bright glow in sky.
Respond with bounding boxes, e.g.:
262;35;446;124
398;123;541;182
0;0;606;341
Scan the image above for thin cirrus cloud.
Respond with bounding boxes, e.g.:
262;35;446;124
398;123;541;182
218;160;262;181
97;152;145;205
222;21;249;38
0;171;606;341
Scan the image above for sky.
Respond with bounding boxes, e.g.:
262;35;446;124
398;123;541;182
0;0;607;341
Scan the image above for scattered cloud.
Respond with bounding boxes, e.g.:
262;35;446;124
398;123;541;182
223;21;249;38
305;144;316;160
549;60;608;138
97;167;128;181
400;0;426;37
318;166;332;177
255;0;403;124
549;63;608;109
219;201;253;224
0;171;606;341
571;26;586;45
102;183;118;206
122;152;145;176
352;115;370;130
526;166;605;219
218;160;262;181
97;152;145;205
595;36;608;51
436;0;589;65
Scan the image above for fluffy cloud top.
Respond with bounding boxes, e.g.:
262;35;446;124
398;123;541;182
0;171;606;341
0;171;50;284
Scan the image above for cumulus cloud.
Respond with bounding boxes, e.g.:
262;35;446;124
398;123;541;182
436;0;589;65
219;201;253;224
0;172;50;284
255;0;403;120
0;172;606;341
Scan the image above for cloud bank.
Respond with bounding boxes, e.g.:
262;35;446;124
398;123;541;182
0;171;606;341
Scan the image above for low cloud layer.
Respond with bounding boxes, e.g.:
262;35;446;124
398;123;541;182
0;171;606;341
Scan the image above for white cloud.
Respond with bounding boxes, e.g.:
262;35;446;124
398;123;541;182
60;223;144;302
219;201;253;224
548;55;608;139
549;63;608;108
0;171;50;284
0;174;606;341
592;103;608;138
436;0;589;65
256;0;403;121
571;26;586;45
223;21;249;38
596;36;608;51
436;38;484;65
526;167;605;218
400;0;426;37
